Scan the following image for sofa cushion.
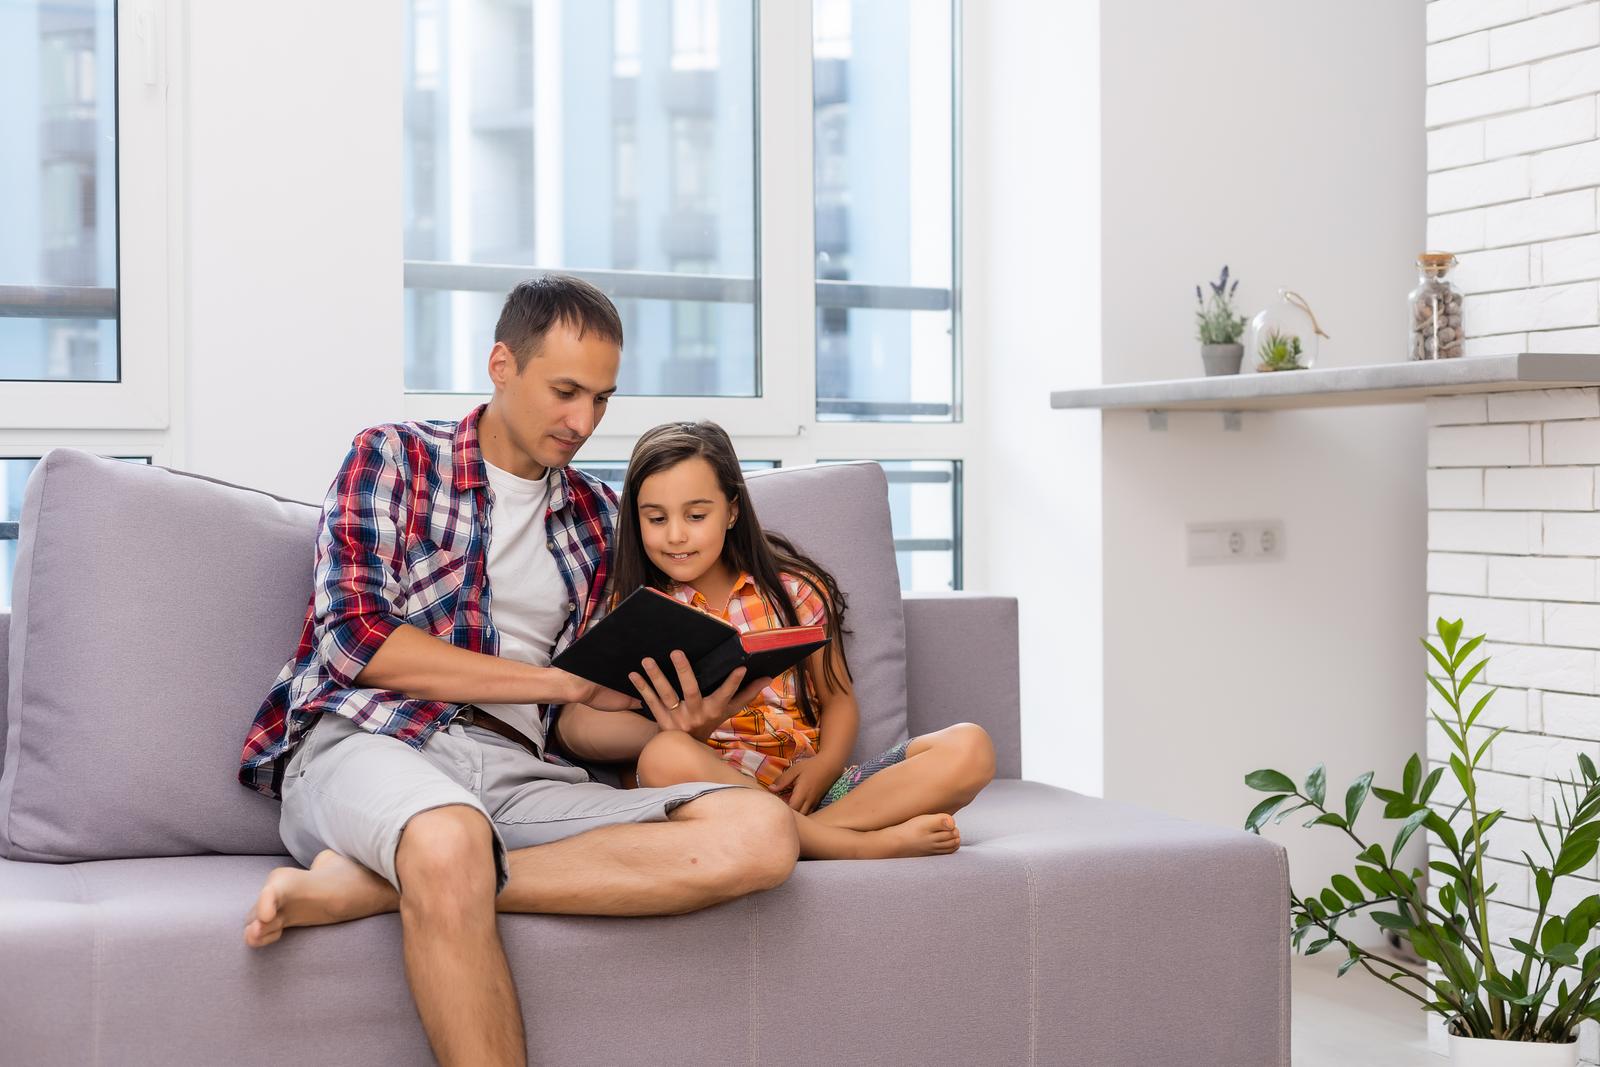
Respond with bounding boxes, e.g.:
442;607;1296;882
0;450;319;861
0;452;914;862
743;462;910;764
0;782;1289;1066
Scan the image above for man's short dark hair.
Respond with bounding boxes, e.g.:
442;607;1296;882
494;274;624;370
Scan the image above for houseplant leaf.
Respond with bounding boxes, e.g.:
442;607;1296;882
1331;874;1364;905
1245;769;1296;794
1393;807;1431;858
1305;764;1326;807
1245;794;1290;832
1451;633;1484;672
1402;754;1421;801
1345;771;1375;826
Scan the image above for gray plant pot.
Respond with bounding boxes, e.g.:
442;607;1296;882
1201;343;1244;376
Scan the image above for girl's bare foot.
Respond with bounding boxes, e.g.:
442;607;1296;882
243;850;398;948
857;813;961;859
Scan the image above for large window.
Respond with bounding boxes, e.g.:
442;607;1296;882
0;0;119;383
812;0;956;422
402;0;758;398
0;0;171;434
0;1;174;601
401;0;965;590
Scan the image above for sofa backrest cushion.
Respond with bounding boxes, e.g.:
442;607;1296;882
743;462;910;764
0;450;318;861
0;453;912;861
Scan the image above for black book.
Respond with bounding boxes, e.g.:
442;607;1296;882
551;586;829;703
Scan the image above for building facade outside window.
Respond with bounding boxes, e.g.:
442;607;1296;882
401;0;964;590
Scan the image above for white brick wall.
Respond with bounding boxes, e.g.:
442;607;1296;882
1489;5;1600;68
1428;3;1600;376
1488;386;1600;420
1430;509;1542;552
1427;380;1600;1062
1484;464;1595;507
1485;97;1595;160
1428;422;1534;465
1423;385;1600;1044
1412;10;1600;1056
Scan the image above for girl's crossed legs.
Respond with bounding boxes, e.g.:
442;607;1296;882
636;722;995;860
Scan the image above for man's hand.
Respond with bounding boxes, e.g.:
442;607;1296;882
769;754;845;814
550;669;641;712
630;652;771;740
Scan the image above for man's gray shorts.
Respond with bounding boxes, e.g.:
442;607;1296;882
279;714;734;892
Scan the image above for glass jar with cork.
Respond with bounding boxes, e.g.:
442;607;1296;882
1409;252;1463;360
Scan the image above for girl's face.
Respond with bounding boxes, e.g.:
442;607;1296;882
635;455;738;587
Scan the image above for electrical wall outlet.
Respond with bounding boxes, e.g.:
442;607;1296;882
1186;520;1286;565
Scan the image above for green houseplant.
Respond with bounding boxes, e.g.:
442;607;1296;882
1245;618;1596;1062
1195;265;1247;376
1255;327;1306;372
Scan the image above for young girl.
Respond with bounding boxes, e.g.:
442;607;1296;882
570;420;995;860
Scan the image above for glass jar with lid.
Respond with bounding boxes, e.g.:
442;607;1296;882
1409;252;1463;360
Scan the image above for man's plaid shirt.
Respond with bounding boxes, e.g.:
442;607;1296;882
238;404;617;799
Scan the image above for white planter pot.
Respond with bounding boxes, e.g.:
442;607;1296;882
1449;1032;1578;1066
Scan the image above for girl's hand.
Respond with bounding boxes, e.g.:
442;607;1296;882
769;754;844;814
630;652;771;740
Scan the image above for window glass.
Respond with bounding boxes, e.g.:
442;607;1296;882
0;0;119;383
402;0;758;398
812;0;955;422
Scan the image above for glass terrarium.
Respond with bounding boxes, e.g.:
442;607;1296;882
1409;252;1464;360
1246;289;1328;372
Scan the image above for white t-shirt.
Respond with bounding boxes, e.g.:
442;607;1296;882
475;460;571;751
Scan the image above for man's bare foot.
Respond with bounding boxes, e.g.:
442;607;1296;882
243;850;399;948
857;813;961;859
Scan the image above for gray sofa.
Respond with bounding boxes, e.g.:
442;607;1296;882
0;448;1290;1066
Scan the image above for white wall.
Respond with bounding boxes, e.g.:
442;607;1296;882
966;3;1103;793
1097;0;1428;903
181;0;404;502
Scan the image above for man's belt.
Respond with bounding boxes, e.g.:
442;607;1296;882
455;705;542;760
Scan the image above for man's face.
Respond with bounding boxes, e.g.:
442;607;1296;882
489;321;620;471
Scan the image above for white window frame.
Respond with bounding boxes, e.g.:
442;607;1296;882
0;0;177;436
402;0;981;588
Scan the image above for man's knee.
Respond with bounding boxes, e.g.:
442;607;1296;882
395;804;497;910
703;788;798;893
636;729;702;788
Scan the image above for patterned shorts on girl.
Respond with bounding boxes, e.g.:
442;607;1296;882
816;739;912;810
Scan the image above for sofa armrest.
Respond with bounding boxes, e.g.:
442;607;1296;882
901;593;1021;779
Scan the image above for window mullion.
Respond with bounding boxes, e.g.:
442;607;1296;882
754;0;814;438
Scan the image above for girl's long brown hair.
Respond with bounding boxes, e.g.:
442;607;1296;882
611;421;852;725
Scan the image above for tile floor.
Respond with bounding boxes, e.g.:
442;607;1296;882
1293;947;1439;1065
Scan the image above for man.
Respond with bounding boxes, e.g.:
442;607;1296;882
237;275;799;1067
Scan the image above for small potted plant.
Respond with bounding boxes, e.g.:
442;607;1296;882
1195;265;1246;376
1255;327;1307;372
1245;618;1596;1065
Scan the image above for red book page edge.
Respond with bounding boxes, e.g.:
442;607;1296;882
739;626;827;653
